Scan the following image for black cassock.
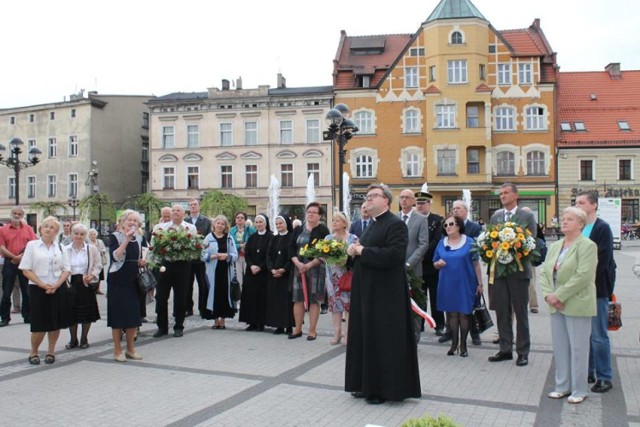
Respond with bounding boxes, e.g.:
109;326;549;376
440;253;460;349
345;209;421;401
239;232;272;326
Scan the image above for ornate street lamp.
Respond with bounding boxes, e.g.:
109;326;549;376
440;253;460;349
68;196;79;221
324;104;358;212
0;138;42;206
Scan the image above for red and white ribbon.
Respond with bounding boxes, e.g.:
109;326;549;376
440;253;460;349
410;298;436;329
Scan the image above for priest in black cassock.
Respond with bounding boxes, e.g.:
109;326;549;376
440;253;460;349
345;183;421;405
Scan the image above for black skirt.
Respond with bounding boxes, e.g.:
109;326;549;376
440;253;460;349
30;284;74;332
69;274;101;323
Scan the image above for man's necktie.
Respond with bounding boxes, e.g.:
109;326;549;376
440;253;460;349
402;214;409;223
362;220;368;232
505;211;512;222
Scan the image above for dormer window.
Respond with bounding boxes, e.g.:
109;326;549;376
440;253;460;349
560;122;572;131
574;122;586;131
618;121;631;130
451;31;463;44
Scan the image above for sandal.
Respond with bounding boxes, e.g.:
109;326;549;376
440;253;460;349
28;355;40;365
44;354;55;364
79;339;89;349
65;340;79;350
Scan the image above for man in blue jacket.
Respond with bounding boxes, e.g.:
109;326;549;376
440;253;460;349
575;190;616;393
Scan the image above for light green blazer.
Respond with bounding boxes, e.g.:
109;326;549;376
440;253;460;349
539;235;597;317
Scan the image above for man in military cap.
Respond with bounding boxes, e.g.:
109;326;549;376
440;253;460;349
415;191;445;335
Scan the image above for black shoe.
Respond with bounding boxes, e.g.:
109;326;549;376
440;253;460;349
0;320;9;327
366;396;386;405
320;305;328;314
588;375;596;384
488;352;513;362
438;332;452;343
471;335;482;346
435;327;445;336
351;391;365;398
591;379;613;393
516;355;528;366
273;328;285;335
256;325;265;331
153;330;168;338
174;329;184;338
492;338;500;344
245;325;258;331
23;319;30;324
288;332;302;339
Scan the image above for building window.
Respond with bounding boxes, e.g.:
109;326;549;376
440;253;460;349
619;159;633;180
618;121;631;130
467;148;480;174
525;106;546;130
71;109;76;118
245;165;258;188
187;166;199;189
519;63;532;84
560;122;572;131
306;119;321;143
580;160;594;181
429;66;436;82
221;165;233;188
479;64;486;80
404;109;419;133
497;63;511;85
29;114;35;123
8;177;16;200
9;116;15;125
450;31;463;44
68;173;78;197
47;175;57;197
220;123;233;146
495;107;515;131
466;106;479;128
48;138;57;159
28;139;37;150
496;151;516;175
142;143;149;162
405;67;418;88
280;164;293;187
355;155;374;178
162;126;175;149
280;120;293;144
410;47;424;56
163;167;175;189
489;45;496;53
244;122;258;145
50;111;55;120
307;163;320;185
68;135;78;157
187;125;199;148
622;199;639;223
526;151;545;176
447;60;467;84
405;152;420;177
436;105;456;128
437;149;456;175
574;122;586;131
354;111;374;134
142;112;149;129
27;176;36;199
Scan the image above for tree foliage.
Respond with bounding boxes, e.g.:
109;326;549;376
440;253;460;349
123;192;169;228
29;201;68;218
200;190;248;221
79;193;116;223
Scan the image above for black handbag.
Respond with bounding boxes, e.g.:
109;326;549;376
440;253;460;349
472;294;494;333
137;268;157;295
230;274;241;302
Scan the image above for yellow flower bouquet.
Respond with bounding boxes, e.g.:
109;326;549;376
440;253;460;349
299;238;348;265
473;222;541;284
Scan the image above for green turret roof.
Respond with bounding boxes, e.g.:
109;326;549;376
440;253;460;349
425;0;486;22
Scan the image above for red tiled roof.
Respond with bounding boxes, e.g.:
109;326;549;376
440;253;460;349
558;70;640;146
500;29;546;56
333;32;413;90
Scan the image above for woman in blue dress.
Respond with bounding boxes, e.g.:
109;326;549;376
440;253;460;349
433;214;483;358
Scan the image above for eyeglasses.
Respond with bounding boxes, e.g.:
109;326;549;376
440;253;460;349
306;211;320;215
443;221;457;228
364;193;384;201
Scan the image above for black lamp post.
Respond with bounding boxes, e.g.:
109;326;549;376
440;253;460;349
0;138;42;206
324;104;358;212
68;196;79;221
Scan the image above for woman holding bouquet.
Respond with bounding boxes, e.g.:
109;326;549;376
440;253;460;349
266;215;294;335
288;202;330;340
203;215;238;329
433;214;483;357
239;214;272;331
325;212;356;345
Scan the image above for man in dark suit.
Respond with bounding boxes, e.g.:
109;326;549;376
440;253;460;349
488;183;537;367
575;190;616;393
185;199;212;318
397;189;429;277
415;191;444;335
349;204;371;239
346;184;420;404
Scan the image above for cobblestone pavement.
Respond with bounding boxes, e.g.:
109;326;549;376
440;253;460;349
1;244;639;426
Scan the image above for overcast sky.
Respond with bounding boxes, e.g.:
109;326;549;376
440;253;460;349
1;0;638;108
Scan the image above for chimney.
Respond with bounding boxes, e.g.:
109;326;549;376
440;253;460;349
222;79;230;90
277;73;286;89
605;63;621;79
532;18;541;29
236;77;243;90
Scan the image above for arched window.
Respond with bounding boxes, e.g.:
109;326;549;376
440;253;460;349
526;151;545;175
496;151;516;175
355;155;374;178
451;31;463;44
404;109;419;133
405;152;420;177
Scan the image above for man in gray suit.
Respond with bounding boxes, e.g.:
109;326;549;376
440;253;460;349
488;183;537;367
185;199;212;318
397;189;429;277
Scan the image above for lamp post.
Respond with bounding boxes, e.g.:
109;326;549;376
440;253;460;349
68;196;79;221
324;104;358;212
0;138;42;206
